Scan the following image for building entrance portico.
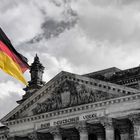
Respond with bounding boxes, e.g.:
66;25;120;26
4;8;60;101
4;115;140;140
3;113;140;140
27;118;135;140
2;56;140;140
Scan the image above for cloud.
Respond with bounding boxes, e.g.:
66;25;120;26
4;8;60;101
72;0;140;44
16;0;140;77
0;0;45;45
1;0;140;123
0;81;23;120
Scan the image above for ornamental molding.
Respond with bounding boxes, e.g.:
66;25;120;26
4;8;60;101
1;71;140;124
3;93;140;127
117;126;130;134
32;80;121;115
76;121;89;133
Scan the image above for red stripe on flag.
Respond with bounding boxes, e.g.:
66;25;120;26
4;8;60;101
0;41;28;73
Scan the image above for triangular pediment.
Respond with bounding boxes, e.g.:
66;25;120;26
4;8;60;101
1;71;140;123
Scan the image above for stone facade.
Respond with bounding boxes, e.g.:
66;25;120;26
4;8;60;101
1;56;140;140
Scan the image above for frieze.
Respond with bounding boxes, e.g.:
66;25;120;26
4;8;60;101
40;123;50;129
32;80;119;115
82;113;97;120
53;117;79;126
2;69;139;123
37;116;80;130
5;93;140;126
35;112;103;130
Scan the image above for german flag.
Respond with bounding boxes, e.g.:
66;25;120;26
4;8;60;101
0;28;29;85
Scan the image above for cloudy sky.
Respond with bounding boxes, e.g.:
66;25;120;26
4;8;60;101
1;0;140;122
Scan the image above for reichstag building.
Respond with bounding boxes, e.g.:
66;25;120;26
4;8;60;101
0;55;140;140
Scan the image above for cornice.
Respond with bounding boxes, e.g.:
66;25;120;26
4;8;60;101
0;71;66;122
1;71;140;124
3;93;140;127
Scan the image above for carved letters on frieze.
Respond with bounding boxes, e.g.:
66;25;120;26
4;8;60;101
32;80;119;115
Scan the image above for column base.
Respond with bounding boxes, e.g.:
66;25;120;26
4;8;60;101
54;135;62;140
80;132;88;140
105;129;114;140
120;133;129;140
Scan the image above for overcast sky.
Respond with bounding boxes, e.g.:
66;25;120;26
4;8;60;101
1;0;140;122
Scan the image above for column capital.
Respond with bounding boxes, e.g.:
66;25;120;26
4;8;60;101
28;131;38;140
118;126;130;134
100;117;114;130
77;121;89;140
49;127;61;136
76;121;88;133
129;113;140;125
50;127;62;140
101;117;115;140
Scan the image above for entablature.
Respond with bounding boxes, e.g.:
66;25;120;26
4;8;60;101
3;93;140;128
1;71;140;125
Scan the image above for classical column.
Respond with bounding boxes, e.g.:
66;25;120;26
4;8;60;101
129;114;140;140
101;117;114;140
119;127;130;140
7;137;16;140
96;133;104;140
4;130;10;140
77;121;88;140
8;135;30;140
50;127;62;140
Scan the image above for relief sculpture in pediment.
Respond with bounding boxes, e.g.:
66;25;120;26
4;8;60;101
32;80;118;115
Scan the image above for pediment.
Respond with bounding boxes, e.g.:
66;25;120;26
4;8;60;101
1;71;139;123
32;80;118;116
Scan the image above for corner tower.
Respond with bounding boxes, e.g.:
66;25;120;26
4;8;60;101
17;54;45;104
29;54;45;88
